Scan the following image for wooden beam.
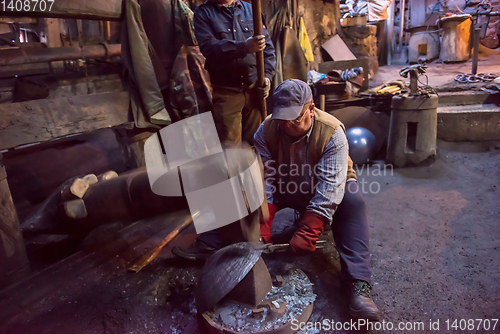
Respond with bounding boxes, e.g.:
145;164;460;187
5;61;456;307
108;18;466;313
0;17;37;23
0;0;122;21
0;91;130;150
45;18;61;48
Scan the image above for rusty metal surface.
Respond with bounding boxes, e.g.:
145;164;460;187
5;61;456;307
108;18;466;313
0;44;121;66
196;242;263;314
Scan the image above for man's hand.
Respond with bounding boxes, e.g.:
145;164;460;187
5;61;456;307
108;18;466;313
289;212;326;255
245;35;266;54
255;77;271;100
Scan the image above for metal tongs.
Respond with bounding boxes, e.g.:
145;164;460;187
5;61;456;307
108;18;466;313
258;240;327;254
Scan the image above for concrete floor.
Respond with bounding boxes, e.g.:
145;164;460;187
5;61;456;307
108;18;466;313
1;139;499;333
370;50;500;90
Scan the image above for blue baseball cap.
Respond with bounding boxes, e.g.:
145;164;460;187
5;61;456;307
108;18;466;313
271;79;313;121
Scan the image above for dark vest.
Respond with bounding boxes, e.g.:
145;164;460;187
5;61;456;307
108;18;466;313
263;108;357;181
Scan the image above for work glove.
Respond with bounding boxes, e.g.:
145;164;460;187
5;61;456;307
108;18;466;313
289;211;326;255
260;202;278;243
255;77;271;100
244;35;266;54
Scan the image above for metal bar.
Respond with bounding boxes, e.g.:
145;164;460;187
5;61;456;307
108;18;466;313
399;0;406;51
386;0;395;65
0;44;121;66
472;28;480;75
128;212;199;273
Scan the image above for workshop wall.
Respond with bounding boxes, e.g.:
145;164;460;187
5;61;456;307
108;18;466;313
297;0;340;70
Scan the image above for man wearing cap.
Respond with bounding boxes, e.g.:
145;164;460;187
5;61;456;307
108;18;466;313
194;0;276;146
253;78;381;321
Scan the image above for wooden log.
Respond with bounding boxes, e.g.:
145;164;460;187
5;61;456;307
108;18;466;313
63;199;88;219
69;178;89;199
0;91;130;150
0;154;30;289
82;174;98;185
97;171;118;182
0;0;123;21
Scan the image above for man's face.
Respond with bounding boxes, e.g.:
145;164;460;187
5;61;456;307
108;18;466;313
215;0;234;4
278;102;315;139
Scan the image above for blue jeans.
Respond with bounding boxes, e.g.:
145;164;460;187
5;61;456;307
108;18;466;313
198;179;372;285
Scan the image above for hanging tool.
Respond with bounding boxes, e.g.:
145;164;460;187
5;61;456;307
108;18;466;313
252;0;267;119
128;211;199;273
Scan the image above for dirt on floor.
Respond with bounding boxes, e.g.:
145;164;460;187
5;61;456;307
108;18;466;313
2;139;500;334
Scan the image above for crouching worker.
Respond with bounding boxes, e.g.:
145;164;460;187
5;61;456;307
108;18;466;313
254;79;381;321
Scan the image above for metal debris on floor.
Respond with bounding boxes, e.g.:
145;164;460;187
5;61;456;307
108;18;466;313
205;269;315;333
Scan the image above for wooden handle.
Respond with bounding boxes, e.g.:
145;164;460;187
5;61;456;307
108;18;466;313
252;0;267;120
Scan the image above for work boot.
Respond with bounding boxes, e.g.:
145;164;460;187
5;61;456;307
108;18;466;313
346;280;381;321
171;239;217;261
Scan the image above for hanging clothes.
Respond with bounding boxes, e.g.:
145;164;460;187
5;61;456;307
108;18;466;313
267;3;308;90
120;0;212;128
299;17;314;62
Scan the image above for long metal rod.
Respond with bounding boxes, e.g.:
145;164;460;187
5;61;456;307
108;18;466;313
472;28;480;75
386;0;395;65
399;0;405;52
128;211;199;273
0;44;121;66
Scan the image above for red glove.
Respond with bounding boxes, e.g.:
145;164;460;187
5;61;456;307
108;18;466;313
289;211;326;255
260;203;278;243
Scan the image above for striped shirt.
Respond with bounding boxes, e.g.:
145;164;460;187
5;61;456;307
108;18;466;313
253;117;349;222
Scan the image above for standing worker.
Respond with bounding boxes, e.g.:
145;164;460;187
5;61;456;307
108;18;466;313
346;0;393;65
254;79;381;321
193;0;276;146
172;0;276;259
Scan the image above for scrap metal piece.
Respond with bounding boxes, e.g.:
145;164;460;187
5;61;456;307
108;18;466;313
196;242;263;314
274;275;286;287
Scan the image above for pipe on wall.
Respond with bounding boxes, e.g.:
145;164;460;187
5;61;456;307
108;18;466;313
0;44;121;66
